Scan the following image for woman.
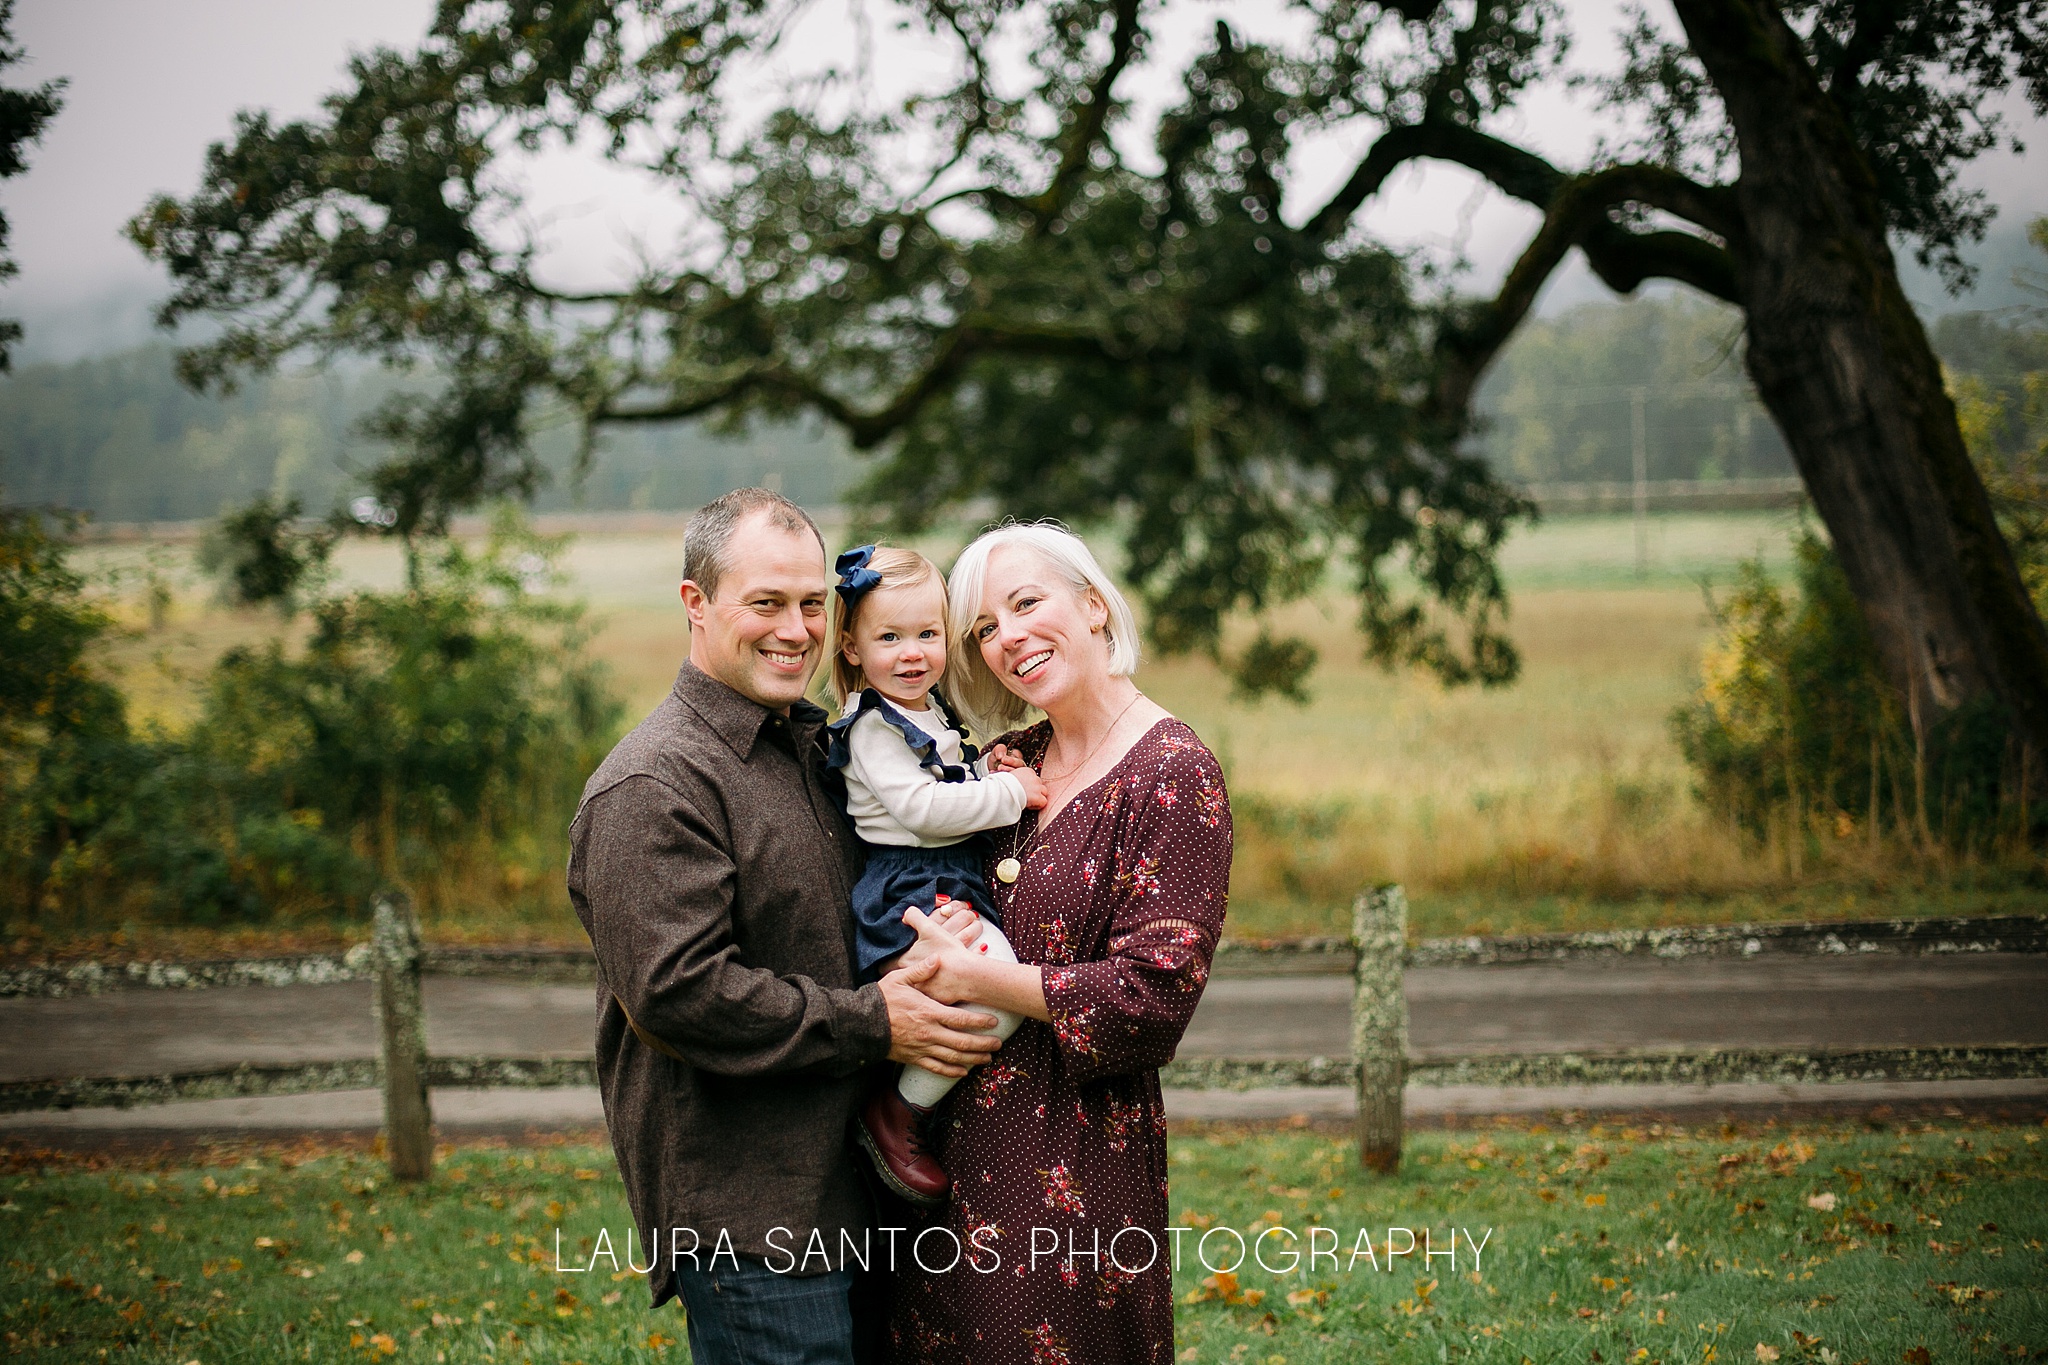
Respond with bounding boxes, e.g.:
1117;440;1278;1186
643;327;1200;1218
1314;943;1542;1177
885;523;1233;1365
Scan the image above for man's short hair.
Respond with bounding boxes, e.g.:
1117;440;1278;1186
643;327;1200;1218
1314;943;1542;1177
682;488;825;598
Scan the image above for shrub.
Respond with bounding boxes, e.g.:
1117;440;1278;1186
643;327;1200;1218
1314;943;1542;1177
190;514;621;892
1673;534;2041;860
2;502;621;930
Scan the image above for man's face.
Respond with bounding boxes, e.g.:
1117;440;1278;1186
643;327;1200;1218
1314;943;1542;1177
681;514;829;712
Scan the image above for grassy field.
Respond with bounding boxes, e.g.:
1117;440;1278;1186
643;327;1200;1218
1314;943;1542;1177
4;1119;2044;1363
64;508;2042;950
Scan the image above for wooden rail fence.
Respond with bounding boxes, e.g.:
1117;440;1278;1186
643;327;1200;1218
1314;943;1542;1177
3;893;2043;1179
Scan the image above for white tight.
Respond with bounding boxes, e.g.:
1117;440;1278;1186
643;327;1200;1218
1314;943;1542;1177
896;921;1023;1109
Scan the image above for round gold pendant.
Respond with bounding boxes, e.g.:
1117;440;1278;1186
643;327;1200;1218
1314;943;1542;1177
995;857;1022;884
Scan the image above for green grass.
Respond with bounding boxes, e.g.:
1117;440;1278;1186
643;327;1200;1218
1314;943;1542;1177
6;1120;2044;1363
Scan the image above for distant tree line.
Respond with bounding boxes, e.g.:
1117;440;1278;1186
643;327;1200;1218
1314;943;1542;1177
1475;293;1796;484
5;295;2032;524
0;346;859;524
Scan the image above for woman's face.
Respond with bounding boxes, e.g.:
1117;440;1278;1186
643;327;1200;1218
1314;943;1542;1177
972;545;1111;715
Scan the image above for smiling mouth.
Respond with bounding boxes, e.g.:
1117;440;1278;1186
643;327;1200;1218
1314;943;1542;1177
1013;650;1053;679
760;648;808;670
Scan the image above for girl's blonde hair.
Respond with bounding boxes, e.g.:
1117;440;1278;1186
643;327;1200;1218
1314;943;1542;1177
944;521;1141;733
829;545;948;705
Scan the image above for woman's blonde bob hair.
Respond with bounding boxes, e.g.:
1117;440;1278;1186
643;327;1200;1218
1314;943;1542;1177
828;546;946;705
945;522;1140;733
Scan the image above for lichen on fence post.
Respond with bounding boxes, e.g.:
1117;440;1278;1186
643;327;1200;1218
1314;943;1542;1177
372;891;434;1181
1353;884;1408;1174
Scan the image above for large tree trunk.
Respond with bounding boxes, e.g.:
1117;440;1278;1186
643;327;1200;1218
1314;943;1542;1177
1674;0;2048;758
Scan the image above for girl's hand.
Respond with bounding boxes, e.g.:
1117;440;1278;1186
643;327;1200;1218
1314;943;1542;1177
984;743;1028;772
1012;767;1050;809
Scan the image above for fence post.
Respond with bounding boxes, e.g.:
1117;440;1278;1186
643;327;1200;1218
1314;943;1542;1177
1352;884;1408;1174
372;891;434;1181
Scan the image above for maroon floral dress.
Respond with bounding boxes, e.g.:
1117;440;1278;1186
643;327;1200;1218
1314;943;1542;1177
887;718;1232;1365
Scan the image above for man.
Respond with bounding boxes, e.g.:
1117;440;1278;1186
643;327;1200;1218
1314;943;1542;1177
568;488;1000;1365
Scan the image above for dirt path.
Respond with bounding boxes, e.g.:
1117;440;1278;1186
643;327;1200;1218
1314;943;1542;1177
5;953;2044;1080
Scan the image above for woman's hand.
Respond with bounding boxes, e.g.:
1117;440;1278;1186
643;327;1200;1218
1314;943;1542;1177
902;906;1052;1023
895;898;985;973
878;955;1001;1077
898;905;983;1002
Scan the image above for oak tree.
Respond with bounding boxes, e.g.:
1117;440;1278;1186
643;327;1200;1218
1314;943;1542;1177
131;0;2048;752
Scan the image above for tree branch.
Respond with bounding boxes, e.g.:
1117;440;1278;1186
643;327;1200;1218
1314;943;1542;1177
1310;117;1740;242
1428;163;1740;421
597;318;1116;448
1023;0;1144;227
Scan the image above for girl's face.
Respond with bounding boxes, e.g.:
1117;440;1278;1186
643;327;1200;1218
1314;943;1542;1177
842;577;949;708
971;545;1111;717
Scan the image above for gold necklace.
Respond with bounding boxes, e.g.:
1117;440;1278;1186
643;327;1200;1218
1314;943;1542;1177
1039;693;1142;785
996;696;1144;887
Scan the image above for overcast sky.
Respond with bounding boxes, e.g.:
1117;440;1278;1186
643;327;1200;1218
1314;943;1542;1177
4;0;2043;365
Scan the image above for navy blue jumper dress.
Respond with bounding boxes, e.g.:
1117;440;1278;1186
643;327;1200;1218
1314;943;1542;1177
826;688;1006;982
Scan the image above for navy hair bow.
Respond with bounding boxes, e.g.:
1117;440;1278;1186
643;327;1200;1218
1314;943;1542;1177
835;544;884;608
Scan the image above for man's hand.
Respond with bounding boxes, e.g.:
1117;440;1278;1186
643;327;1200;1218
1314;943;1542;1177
880;955;1001;1077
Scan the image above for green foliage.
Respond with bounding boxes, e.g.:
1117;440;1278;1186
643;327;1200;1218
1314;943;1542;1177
1673;534;1889;838
1;504;622;928
0;503;255;920
0;0;63;369
1229;631;1321;705
1674;533;2040;855
122;0;1569;692
193;513;622;882
0;504;123;750
196;493;339;608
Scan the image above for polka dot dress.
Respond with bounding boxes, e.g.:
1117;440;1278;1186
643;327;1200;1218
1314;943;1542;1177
887;719;1233;1365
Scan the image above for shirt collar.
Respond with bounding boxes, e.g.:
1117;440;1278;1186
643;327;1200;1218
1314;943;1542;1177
672;659;830;759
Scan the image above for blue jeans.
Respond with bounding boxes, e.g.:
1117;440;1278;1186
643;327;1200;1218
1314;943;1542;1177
675;1257;869;1365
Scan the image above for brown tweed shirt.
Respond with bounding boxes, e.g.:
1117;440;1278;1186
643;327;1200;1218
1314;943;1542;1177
567;660;891;1307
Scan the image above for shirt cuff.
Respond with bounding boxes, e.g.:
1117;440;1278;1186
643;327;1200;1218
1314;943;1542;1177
837;982;894;1063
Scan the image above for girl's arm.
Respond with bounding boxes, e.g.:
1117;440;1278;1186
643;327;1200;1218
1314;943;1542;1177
847;711;1028;841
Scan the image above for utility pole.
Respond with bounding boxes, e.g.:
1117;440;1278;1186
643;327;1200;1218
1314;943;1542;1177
1630;386;1649;580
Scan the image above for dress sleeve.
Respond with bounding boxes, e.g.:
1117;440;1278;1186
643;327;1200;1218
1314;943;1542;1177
1040;737;1233;1084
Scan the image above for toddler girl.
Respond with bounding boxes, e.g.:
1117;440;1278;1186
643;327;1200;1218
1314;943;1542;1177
827;544;1045;1206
